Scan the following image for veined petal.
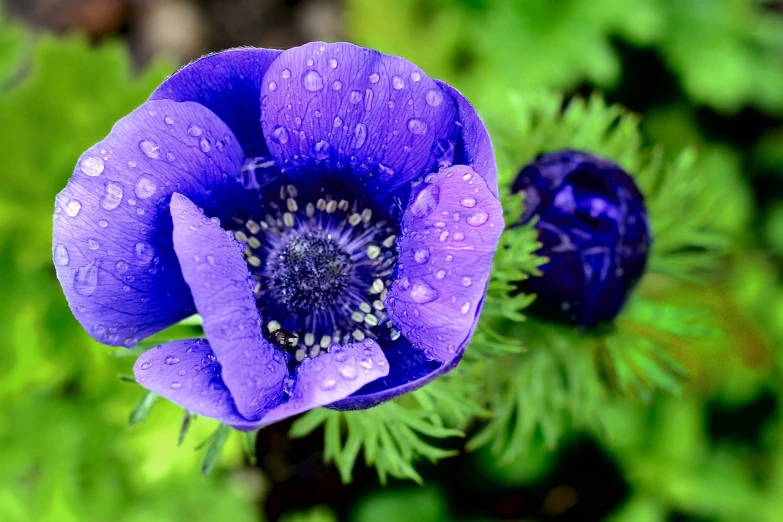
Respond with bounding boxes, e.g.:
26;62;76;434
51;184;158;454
259;42;459;195
53;100;249;346
436;81;499;196
150;47;282;157
170;193;287;420
386;165;503;363
233;339;389;430
133;339;248;425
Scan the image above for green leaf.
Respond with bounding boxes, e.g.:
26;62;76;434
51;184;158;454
129;391;160;426
201;424;232;476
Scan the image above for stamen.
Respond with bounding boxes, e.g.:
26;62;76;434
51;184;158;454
246;220;261;235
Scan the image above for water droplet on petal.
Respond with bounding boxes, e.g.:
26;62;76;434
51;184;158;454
303;70;324;91
467;210;489;226
426;89;443;107
134;242;154;264
351;123;367;148
414;247;430;263
461;301;471;314
332;80;342;90
369;72;380;83
460;197;476;208
410;71;421;82
349;90;362;104
329;58;338;68
88;239;99;250
165;355;180;365
410;281;438;303
272;125;289;144
320;378;337;391
408;119;427;135
187;124;202;137
340;365;358;380
435;270;446;279
199;138;211;152
115;260;128;272
314;140;330;160
101;183;123;210
170;382;182;390
282;68;291;79
333;116;342;128
392;76;404;89
134;176;156;199
74;261;100;296
140;361;152;370
462;277;472;287
268;81;277;91
164;116;174;125
54;244;69;266
139;140;160;159
80;156;104;177
409;184;440;218
64;199;82;217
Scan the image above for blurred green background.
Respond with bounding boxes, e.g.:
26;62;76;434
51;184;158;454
1;0;782;521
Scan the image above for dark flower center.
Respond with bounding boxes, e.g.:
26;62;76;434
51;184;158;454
232;161;401;361
267;230;353;314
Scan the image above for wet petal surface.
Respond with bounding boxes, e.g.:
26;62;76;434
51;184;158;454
53;100;249;346
150;48;282;157
259;42;459;195
170;193;287;420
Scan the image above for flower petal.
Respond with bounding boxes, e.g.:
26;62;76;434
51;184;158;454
53;100;250;346
170;192;287;420
327;336;441;410
150;48;282;157
386;165;503;363
259;42;459;194
237;339;390;429
436;81;499;196
133;339;248;425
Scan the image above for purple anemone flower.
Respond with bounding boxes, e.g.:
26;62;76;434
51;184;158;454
53;43;503;429
512;150;651;328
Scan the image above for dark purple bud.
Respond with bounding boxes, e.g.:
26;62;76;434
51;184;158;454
512;150;652;327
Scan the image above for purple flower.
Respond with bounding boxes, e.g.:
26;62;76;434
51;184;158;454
512;150;651;327
53;43;503;429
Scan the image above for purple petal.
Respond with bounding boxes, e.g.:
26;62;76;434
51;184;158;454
386;165;503;363
259;42;459;194
133;339;248;425
436;81;498;197
170;193;287;420
53;100;250;346
235;339;389;429
150;48;282;157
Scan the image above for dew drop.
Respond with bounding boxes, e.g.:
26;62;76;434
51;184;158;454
170;382;182;390
80;156;104;177
349;90;362;104
303;70;324;91
392;76;404;89
461;301;471;314
134;242;154;264
101;182;123;210
140;361;152;371
407;119;428;135
332;80;342;90
410;71;421;82
88;239;100;250
462;172;473;181
282;68;291;79
409;281;439;303
115;260;128;272
98;219;108;228
74;261;99;296
314;140;330;160
199;137;211;152
426;89;443;107
369;72;380;83
462;277;472;287
329;58;338;68
164;116;174;125
64;199;82;217
320;378;337;391
333;116;343;128
269;81;277;91
467;210;489;226
460;197;476;208
435;270;446;280
414;247;430;263
134;176;157;199
272;125;290;144
139;140;160;159
54;244;69;266
187;124;202;137
165;355;180;365
409;184;440;218
340;365;358;380
352;123;367;148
